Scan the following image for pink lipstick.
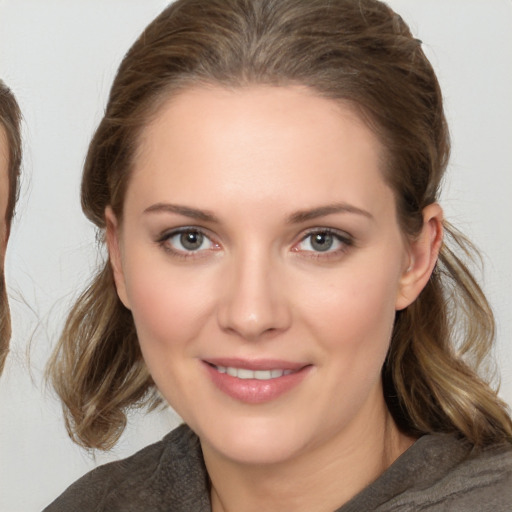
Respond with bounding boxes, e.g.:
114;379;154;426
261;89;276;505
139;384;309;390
202;358;311;404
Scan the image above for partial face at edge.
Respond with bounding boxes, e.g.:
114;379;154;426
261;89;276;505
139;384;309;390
107;85;441;466
0;126;11;360
0;127;9;263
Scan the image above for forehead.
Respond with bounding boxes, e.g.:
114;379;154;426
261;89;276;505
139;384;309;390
129;85;392;217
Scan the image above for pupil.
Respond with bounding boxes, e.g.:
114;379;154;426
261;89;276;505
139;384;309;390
311;233;333;252
180;231;203;250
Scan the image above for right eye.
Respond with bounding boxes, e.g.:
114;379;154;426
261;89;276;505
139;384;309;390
159;228;219;256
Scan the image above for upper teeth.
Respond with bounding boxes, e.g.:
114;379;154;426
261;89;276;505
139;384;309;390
215;366;293;380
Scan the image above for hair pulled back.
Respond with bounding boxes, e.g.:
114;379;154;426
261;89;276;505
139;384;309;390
48;0;512;449
0;80;22;372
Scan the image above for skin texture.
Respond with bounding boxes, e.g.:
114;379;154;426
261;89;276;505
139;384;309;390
107;85;443;512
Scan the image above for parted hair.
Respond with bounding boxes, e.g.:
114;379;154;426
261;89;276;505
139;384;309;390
48;0;512;449
0;80;22;373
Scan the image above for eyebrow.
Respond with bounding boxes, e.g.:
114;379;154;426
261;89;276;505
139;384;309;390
143;201;373;224
144;203;219;223
287;203;373;224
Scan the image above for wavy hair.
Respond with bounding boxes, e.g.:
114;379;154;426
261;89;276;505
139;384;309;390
48;0;512;449
0;80;22;373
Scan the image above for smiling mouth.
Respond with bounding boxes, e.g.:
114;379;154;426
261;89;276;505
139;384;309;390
209;364;296;380
203;360;311;403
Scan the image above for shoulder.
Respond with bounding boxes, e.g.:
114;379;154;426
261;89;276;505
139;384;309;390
340;434;512;512
43;424;210;512
423;437;512;510
383;434;512;511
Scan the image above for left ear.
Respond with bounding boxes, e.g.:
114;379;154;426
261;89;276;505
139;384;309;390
395;203;444;311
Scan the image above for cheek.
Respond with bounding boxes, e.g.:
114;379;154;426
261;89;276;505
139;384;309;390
300;263;401;415
123;254;216;357
123;263;212;405
296;254;402;363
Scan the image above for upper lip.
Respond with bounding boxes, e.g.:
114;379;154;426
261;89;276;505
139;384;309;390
203;357;309;371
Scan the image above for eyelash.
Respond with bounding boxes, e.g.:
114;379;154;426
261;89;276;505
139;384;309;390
293;228;354;259
156;227;354;260
156;227;220;260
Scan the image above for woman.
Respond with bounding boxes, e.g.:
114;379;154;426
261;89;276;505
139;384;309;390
0;80;22;374
46;0;512;510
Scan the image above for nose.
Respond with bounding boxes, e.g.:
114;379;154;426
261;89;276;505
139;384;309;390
217;248;291;341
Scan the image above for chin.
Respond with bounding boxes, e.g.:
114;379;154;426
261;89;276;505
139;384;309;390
195;414;317;466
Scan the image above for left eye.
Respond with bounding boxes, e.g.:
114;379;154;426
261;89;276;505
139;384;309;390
166;229;215;252
296;231;348;253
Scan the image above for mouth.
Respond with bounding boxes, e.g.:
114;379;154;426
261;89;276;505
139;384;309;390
202;358;311;404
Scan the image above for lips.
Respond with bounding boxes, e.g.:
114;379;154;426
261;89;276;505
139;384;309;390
202;358;311;404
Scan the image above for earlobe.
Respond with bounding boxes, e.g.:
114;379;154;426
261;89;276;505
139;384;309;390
105;207;131;310
395;203;444;311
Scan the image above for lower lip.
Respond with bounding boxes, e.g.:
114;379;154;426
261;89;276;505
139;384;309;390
203;363;311;404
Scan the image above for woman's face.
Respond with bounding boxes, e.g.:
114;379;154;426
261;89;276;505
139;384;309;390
109;85;417;466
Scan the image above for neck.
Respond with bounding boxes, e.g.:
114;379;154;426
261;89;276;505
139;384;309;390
203;389;415;512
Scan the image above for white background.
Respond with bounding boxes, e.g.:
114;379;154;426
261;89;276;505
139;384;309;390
1;1;511;510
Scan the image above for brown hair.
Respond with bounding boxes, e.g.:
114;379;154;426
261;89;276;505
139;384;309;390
0;80;22;373
48;0;512;449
